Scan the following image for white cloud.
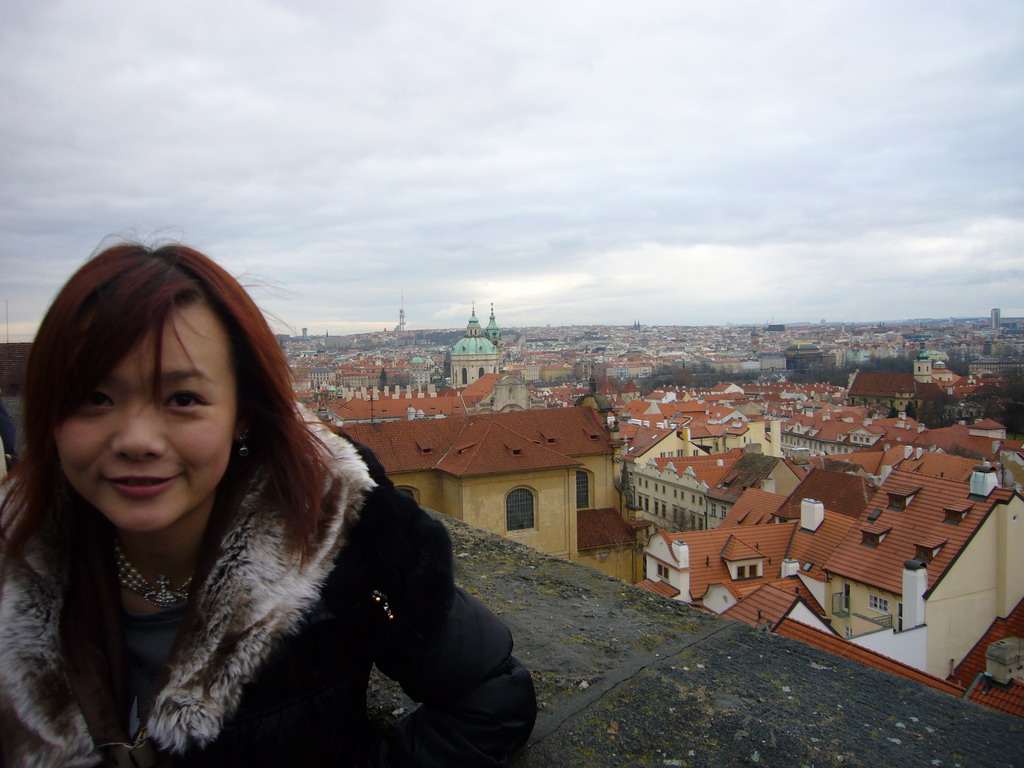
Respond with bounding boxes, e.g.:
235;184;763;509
1;1;1022;339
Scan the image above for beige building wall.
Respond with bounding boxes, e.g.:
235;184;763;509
926;495;1024;678
825;575;901;640
575;544;642;583
577;453;617;510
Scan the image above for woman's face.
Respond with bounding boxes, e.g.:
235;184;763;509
55;304;239;549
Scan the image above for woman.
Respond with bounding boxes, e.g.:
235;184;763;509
0;243;536;767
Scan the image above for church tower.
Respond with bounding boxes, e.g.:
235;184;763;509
485;303;502;347
913;347;933;383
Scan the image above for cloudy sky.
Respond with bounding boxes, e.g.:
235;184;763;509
2;1;1022;339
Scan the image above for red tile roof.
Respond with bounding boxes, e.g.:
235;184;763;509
964;677;1024;719
655;524;797;601
721;583;804;629
345;407;612;477
578;508;637;550
718;488;787;528
953;594;1024;687
777;468;874;521
822;469;1016;595
637;579;680;598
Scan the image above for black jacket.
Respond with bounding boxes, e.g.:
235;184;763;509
0;426;536;767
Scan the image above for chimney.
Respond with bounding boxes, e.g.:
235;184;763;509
671;540;690;569
918;422;926;433
716;459;724;467
901;559;927;630
970;464;998;497
914;447;923;460
780;557;799;577
903;445;913;460
800;499;824;532
985;637;1024;684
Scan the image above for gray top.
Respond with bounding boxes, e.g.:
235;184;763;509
123;601;187;736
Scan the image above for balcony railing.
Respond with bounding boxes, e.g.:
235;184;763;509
831;592;849;617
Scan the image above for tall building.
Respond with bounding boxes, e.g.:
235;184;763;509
450;305;501;386
991;308;1001;330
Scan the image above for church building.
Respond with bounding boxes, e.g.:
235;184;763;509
451;304;502;386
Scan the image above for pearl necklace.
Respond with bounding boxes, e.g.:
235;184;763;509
114;540;193;608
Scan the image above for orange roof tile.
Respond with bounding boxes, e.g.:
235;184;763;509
778;468;874;521
822;469;1016;595
637;579;680;598
964;677;1024;719
345;407;612;478
721;583;803;629
718;488;787;528
658;524;797;600
578;508;637;550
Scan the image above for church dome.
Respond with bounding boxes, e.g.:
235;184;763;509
452;336;497;356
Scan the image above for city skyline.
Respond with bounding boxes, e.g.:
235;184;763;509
2;2;1022;340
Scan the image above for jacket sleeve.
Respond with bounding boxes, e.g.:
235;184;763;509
367;588;536;768
340;441;537;768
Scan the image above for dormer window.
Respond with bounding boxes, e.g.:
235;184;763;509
735;563;762;580
887;493;907;511
856;528;888;548
943;506;970;524
915;544;936;562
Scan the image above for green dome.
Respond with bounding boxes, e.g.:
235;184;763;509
452;337;497;356
411;356;424;364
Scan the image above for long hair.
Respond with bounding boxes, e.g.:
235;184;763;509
1;243;328;558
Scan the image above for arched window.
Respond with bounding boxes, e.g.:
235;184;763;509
576;470;591;509
478;367;485;380
506;487;535;531
461;368;468;385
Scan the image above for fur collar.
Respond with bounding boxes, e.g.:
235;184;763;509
0;424;375;766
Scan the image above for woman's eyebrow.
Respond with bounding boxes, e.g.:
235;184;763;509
160;368;213;384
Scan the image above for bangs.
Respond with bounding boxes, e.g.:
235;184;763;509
44;250;204;424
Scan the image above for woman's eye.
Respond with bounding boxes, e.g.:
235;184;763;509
168;392;202;408
85;391;111;407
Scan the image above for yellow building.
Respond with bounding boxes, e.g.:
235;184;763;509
822;466;1024;678
344;407;642;582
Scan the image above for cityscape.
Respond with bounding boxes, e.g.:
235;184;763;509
248;304;1024;717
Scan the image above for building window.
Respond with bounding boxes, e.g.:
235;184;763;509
506;488;535;531
657;563;670;580
868;594;890;614
576;470;590;509
844;626;853;639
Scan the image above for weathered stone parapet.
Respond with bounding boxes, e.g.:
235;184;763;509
370;512;1021;768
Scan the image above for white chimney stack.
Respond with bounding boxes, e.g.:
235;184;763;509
970;464;998;497
800;498;825;532
671;540;690;569
902;559;927;630
781;558;799;578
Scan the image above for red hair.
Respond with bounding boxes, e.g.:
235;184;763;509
1;243;328;557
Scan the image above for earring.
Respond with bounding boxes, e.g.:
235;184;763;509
238;430;250;458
